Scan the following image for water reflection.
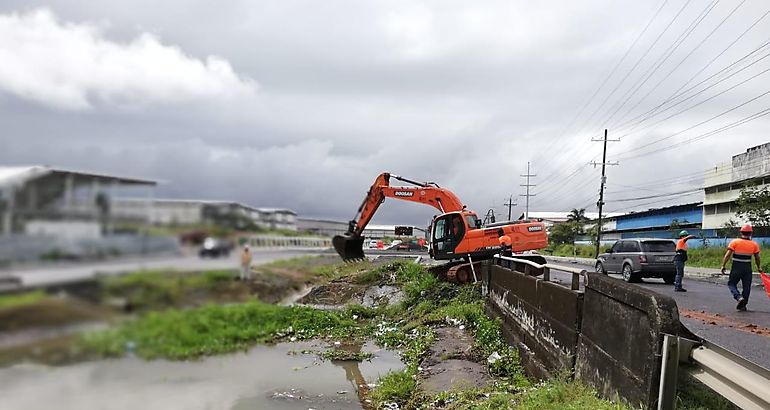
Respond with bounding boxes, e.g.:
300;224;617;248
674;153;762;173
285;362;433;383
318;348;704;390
0;341;401;410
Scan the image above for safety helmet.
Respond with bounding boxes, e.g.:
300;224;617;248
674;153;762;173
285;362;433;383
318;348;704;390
740;224;753;233
678;230;689;237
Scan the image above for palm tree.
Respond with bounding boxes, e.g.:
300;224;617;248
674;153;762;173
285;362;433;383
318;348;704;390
567;208;586;223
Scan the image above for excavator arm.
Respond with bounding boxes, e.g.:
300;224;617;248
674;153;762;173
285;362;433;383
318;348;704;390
334;172;465;260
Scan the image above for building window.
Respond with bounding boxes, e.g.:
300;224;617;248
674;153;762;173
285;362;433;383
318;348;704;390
716;203;730;214
705;187;716;194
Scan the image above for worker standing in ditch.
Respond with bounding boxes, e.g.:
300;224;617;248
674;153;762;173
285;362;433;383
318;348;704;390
673;230;696;292
720;224;763;311
240;244;253;281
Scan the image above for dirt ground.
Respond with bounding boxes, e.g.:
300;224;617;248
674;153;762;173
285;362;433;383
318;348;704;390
418;327;492;394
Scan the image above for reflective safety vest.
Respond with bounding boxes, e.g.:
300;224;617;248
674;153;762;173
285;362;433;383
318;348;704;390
728;238;760;264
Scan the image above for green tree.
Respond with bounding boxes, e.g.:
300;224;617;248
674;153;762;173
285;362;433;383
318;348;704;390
549;222;576;245
567;208;587;223
735;185;770;227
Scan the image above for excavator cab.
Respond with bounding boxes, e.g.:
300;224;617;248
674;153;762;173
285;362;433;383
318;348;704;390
431;211;477;260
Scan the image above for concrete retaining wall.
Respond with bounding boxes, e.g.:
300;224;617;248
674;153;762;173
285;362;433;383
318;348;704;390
482;259;685;408
576;272;681;408
483;263;582;379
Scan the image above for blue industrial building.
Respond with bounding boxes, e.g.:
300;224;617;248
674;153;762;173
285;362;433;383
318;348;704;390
600;202;768;248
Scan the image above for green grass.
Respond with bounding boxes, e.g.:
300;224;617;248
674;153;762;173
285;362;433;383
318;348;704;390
101;269;239;311
370;370;417;405
81;300;360;360
0;290;50;310
546;244;597;259
83;260;631;409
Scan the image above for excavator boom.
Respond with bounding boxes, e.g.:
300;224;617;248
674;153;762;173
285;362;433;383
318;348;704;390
334;172;463;260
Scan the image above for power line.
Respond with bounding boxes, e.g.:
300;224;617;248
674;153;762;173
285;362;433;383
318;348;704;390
610;0;748;130
575;0;694;138
597;0;720;131
611;36;770;136
607;188;702;203
526;0;669;170
618;88;770;158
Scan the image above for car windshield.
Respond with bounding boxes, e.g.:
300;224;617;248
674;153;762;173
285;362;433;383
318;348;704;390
641;241;675;252
465;215;479;228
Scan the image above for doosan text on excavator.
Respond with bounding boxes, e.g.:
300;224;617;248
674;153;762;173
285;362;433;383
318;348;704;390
333;172;550;283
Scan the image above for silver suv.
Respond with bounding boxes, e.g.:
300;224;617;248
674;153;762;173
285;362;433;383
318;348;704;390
595;239;677;283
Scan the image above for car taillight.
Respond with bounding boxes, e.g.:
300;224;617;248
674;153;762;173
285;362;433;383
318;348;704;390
639;255;647;263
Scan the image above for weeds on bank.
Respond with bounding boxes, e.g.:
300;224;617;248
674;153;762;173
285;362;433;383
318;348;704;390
82;260;628;410
81;300;361;360
0;290;49;310
101;269;239;311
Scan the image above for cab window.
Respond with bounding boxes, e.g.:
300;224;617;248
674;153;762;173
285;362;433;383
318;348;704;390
434;218;447;240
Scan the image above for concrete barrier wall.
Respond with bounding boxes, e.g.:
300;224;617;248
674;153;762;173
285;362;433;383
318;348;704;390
483;263;583;379
483;259;684;408
576;272;681;408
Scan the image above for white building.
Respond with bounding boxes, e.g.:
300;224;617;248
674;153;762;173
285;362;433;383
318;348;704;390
112;198;297;230
0;165;157;237
702;142;770;229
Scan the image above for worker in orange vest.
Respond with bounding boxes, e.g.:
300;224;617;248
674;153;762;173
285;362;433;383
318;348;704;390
498;235;513;256
673;230;696;292
720;224;764;311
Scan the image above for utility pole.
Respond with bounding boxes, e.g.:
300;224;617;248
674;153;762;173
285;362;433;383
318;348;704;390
520;162;536;220
590;129;619;257
503;195;517;221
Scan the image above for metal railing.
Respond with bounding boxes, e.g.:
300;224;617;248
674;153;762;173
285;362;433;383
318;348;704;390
658;334;770;410
658;335;770;410
494;254;588;290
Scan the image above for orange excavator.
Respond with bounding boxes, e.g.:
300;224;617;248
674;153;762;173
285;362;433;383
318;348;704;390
333;172;549;282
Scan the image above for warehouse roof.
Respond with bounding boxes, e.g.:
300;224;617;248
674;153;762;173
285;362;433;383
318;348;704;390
0;165;158;189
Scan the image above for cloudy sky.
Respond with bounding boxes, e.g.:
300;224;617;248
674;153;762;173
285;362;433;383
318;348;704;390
1;1;769;225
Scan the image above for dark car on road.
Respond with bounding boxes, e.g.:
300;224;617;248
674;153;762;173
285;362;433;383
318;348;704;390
198;237;234;258
595;238;677;283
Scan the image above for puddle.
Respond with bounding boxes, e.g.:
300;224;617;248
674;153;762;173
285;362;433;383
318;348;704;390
0;341;402;410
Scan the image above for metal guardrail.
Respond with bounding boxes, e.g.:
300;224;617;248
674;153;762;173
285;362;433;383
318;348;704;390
494;254;588;290
658;334;770;409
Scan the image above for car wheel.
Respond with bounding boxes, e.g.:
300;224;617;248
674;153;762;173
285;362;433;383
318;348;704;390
595;262;606;275
663;273;676;285
622;264;637;282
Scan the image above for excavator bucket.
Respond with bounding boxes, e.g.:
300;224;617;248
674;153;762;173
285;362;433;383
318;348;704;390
332;235;366;261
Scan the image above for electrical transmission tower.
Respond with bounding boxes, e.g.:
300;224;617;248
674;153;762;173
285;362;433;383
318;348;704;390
520;162;536;220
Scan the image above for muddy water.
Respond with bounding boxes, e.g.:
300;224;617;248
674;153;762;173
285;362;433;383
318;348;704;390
0;341;402;410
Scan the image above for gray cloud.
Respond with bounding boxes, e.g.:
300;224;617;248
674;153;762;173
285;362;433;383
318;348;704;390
1;1;769;225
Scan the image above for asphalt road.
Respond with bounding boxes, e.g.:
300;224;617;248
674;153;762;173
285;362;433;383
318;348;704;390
546;261;770;370
1;249;327;288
